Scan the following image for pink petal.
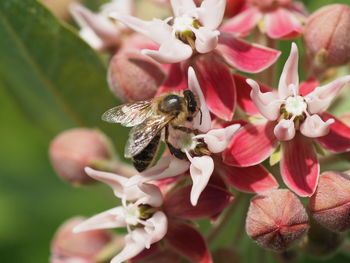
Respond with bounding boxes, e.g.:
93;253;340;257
220;7;262;36
69;3;120;50
223;121;278;166
109;13;172;45
198;0;226;30
73;207;126;233
298;77;319;96
186;154;214;206
306;75;350;114
194;124;240;153
278;42;299;99
157;63;187;95
316;112;350;153
216;162;279;193
84;167;127;198
193;27;219;53
280;133;320;197
166;222;212;263
264;8;303;39
189;52;236;121
188;67;211;132
247;79;281;120
142;39;193;64
217;33;281;73
274;119;296;141
164;184;233;220
170;0;196;16
299;114;334;138
234;74;272;115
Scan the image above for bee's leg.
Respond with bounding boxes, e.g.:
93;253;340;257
165;125;187;160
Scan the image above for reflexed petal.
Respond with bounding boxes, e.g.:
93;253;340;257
84;167;127;198
298;77;319;96
73;207;126;233
247;79;281;120
186;154;214;206
300;114;334;138
188;67;211;132
143;212;168;245
264;8;303;39
110;13;172;45
220;7;262;36
274;119;296;141
142;39;193;64
193;27;219;53
194;124;240;153
217;33;281;73
170;0;196;16
164;184;233;220
280;133;320;197
198;0;226;30
166;222;212;263
111;232;148;263
223;121;278;166
189;52;236;121
217;163;279;193
317;112;350;153
278;43;299;99
234;74;272;115
306;75;350;114
157;63;187;95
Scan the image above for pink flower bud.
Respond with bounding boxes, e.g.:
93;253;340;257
108;50;166;102
49;128;112;184
309;171;350;232
304;4;350;67
51;217;114;263
246;189;309;251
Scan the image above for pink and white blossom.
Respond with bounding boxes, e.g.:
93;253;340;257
224;43;350;197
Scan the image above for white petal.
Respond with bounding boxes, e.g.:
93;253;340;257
141;38;193;63
273;119;296;141
170;0;196;16
110;233;146;263
300;115;334;138
193;27;219;53
136;183;163;207
198;0;226;30
188;67;211;132
73;207;126;233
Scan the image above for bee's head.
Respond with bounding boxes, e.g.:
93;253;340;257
183;90;200;121
160;94;184;114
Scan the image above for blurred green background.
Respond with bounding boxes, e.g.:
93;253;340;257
0;0;349;262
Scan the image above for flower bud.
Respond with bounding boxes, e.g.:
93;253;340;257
49;128;112;184
51;217;114;263
108;50;166;102
304;4;350;67
246;189;309;251
309;171;350;232
302;219;345;258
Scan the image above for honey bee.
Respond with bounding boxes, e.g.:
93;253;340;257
102;90;202;172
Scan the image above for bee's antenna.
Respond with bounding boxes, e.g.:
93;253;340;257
199;108;203;125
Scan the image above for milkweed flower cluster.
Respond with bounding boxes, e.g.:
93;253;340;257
49;0;350;262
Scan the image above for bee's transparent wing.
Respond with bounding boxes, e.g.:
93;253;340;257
124;116;171;158
102;100;153;127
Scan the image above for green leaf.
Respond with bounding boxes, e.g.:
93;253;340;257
0;0;127;153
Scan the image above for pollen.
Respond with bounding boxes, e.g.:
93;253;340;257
178;133;198;152
284;95;307;117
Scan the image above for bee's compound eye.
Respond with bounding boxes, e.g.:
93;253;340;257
162;95;182;112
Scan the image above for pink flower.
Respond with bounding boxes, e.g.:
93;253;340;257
69;0;134;51
224;43;350;197
109;0;280;120
73;168;167;263
222;0;307;39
